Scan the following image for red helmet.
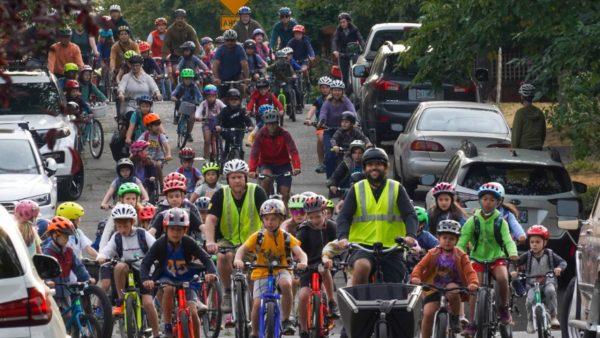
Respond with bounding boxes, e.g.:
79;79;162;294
139;41;151;53
293;25;305;33
139;204;157;221
129;140;149;155
432;182;456;198
526;225;549;240
155;17;167;26
178;147;195;160
164;172;187;185
64;79;80;89
163;179;187;194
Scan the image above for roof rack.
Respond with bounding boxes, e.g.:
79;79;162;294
461;140;478;158
548;147;562;162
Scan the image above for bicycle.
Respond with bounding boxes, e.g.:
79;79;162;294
273;78;297;124
347;238;411;283
177;101;197;149
257;171;292;200
419;283;474;338
155;275;203;338
196;258;224;338
219;127;247;166
514;271;556;338
305;263;334;338
54;281;112;338
74;108;105;159
231;262;252;338
474;260;513;338
80;259;116;338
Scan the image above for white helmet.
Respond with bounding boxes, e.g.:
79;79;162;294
282;47;293;55
223;159;249;176
330;79;345;89
111;203;137;220
260;199;286;217
109;4;121;12
317;76;332;87
223;29;238;40
437;220;462;236
518;83;535;97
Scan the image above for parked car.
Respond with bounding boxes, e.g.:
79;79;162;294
559;193;600;338
0;204;67;338
0;68;84;200
393;101;511;195
0;122;58;219
352;43;478;146
348;22;421;105
422;144;587;281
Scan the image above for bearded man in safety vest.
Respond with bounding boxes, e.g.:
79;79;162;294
337;147;418;285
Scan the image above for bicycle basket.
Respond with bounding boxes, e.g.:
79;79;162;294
90;103;110;118
337;283;422;338
179;101;196;116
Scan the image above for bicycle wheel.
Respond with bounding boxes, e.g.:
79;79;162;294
89;119;104;159
72;314;102;338
202;280;223;338
177;116;188;148
228;147;241;162
264;301;276;338
432;311;449;338
278;93;286;126
309;294;320;338
535;306;546;338
124;297;138;338
82;285;113;338
288;93;297;122
234;280;249;338
474;289;490;338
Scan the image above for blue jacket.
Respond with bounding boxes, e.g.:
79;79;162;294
172;83;203;104
270;19;298;50
287;36;315;62
416;230;439;250
499;207;526;241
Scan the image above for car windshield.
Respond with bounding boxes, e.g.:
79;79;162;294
418;107;508;134
0;140;39;174
0;228;24;278
370;30;407;52
0;81;60;115
384;54;420;80
461;162;572;196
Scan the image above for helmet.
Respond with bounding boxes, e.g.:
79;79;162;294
215;36;225;44
46;216;74;236
223;29;238;41
437;220;462;236
282;47;293;55
252;28;265;37
203;84;218;95
180;41;196;51
477;182;505;200
143;113;161;126
262;109;279;124
64;63;79;73
362;147;389;165
338;12;352;21
56;202;85;220
526;225;549;240
349;139;366;153
256;78;270;88
293;25;305;33
173;9;187;18
195;196;211;211
58;27;73;36
100;15;112;24
139;204;157;221
109;4;121;12
155;17;167;26
201;161;220;175
14;200;40;222
223;159;249;176
64;79;80;89
288;194;306;209
341;111;357;124
81;65;93;73
180;68;195;78
275;50;287;58
164;172;187;185
179;147;195;160
325;199;335;209
117;182;141;197
511;277;527;297
118;25;130;35
300;191;317;198
238;6;251;15
414;206;429;224
200;37;213;46
136;95;153;105
116;158;134;175
518;83;535;98
129;54;143;64
258;104;274;115
123;50;136;60
227;88;241;99
279;7;292;16
99;29;113;38
138;41;151;53
243;39;256;49
111;203;137;220
432;182;456;198
260;199;286;217
130;140;149;155
163;179;187;194
317;76;332;87
330;79;345;89
163;208;190;227
303;195;324;213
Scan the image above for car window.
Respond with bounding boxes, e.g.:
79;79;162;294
0;140;40;174
461;162;572;195
0;81;60;115
418;107;508;134
0;228;24;278
404;109;420;132
369;30;406;52
384;54;419;80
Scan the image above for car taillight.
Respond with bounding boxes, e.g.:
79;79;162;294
377;114;390;122
360;78;366;85
410;140;445;152
375;79;400;91
453;85;475;93
0;287;52;328
487;143;511;148
69;147;83;175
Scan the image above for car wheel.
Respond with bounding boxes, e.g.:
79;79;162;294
393;157;402;181
560;277;586;338
60;167;84;200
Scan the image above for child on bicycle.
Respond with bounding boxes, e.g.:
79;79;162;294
141;208;217;338
427;182;468;235
305;76;332;173
246;79;284;130
194;196;212;245
410;220;479;337
59;62;80;89
327;139;365;196
14;200;42;258
457;182;519;335
78;65;108;104
234;199;308;337
190;161;222;202
177;147;202;195
139;203;157;230
244;39;267;79
138;41;162;78
195;84;225;160
176;41;209;75
331;112;371;153
99;182;144;251
297;195;339;338
217;88;254;159
139;112;172;183
96;203;160;336
200;37;215;69
63;80;91;115
281;194;307;236
323;198;335;221
129;140;159;198
56;202;98;260
125;95;154;144
101;158;148;210
510;225;566;332
171;68;203;138
267;50;298;105
414;206;439;251
252;29;271;63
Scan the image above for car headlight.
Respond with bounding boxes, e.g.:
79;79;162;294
28;193;52;206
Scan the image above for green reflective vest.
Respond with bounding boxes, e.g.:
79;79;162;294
349;179;406;247
220;183;262;245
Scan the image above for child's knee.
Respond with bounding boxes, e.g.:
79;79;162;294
142;294;154;308
279;278;292;291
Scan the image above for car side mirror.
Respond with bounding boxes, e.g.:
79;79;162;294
32;254;62;279
352;64;368;78
420;174;437;186
556;199;580;230
475;68;489;82
44;158;57;177
573;181;587;194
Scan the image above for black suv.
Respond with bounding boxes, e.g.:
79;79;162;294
352;42;477;145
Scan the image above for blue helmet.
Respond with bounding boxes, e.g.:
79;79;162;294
195;196;211;211
136;95;153;105
258;104;274;115
238;6;251;15
477;182;505;199
203;84;218;95
278;7;291;16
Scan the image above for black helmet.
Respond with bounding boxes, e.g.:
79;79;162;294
215;36;225;44
341;111;357;124
129;54;143;64
338;12;352;21
362;147;388;165
180;41;196;51
243;39;256;49
116;158;134;175
227;88;241;99
256;78;269;88
173;9;187;18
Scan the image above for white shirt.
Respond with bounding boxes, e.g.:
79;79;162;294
68;228;93;259
98;227;156;262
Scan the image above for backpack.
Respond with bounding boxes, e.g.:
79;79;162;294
526;249;555;275
472;214;509;257
255;229;292;261
142;130;164;148
92;219;108;250
114;228;150;258
178;167;201;186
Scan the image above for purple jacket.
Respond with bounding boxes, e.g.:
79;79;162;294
319;96;356;128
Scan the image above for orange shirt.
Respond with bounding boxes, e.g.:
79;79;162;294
47;42;84;75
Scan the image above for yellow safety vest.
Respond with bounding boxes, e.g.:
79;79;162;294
349;179;406;247
220;183;262;245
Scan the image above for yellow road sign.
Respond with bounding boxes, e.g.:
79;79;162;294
220;15;238;31
220;0;248;15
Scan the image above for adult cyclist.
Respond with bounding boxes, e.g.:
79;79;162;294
211;29;250;98
331;12;364;92
232;6;265;43
161;9;202;82
270;7;297;50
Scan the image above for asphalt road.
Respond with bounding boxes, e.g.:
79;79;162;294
74;101;560;337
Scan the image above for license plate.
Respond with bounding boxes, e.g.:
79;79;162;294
413;89;435;100
391;123;404;132
519;210;528;223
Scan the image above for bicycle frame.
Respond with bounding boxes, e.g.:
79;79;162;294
123;265;144;334
531;280;549;333
307;267;331;337
258;172;292;199
231;266;251;337
252;262;293;338
58;283;97;335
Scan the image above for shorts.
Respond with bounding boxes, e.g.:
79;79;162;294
100;263;151;295
471;258;507;273
158;277;198;303
423;292;441;305
259;163;293;188
315;129;324;136
252;270;292;299
298;269;320;288
348;248;407;283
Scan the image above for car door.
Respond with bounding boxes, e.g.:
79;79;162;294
578;191;600;312
360;53;385;130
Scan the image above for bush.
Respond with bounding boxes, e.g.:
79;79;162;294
580;185;599;218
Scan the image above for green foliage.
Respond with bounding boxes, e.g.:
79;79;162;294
580;185;599;218
566;159;600;174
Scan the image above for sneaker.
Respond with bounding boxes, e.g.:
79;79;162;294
222;291;232;313
550;316;560;329
461;324;476;336
112;305;123;316
328;300;340;319
161;323;173;338
459;315;469;327
450;314;461;333
224;313;235;328
282;319;296;335
315;164;326;173
527;321;535;334
499;306;512;325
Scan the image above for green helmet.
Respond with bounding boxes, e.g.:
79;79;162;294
325;199;335;209
288;194;306;209
414;206;429;225
181;68;195;78
123;50;137;60
64;63;79;73
118;182;141;197
201;161;220;175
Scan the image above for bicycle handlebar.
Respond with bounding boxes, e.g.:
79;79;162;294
517;271;555;279
419;283;473;295
348;239;411;255
258;171;292;179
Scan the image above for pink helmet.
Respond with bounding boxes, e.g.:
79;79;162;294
130;140;149;155
14;200;40;222
431;182;456;198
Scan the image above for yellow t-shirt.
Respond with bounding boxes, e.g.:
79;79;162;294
244;229;300;280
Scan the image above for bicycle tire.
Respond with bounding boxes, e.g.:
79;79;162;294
474;289;490;338
202;280;223;338
432;311;449;338
535;306;546;338
180;310;192;338
265;301;276;338
82;284;113;338
177;116;188;149
124;296;138;338
228;147;242;162
278;92;286;126
234;280;249;338
309;293;320;338
288;93;296;122
89;119;104;159
72;314;102;338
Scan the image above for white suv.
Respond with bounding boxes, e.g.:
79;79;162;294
0;69;84;200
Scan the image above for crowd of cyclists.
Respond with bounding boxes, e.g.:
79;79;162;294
14;4;566;338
